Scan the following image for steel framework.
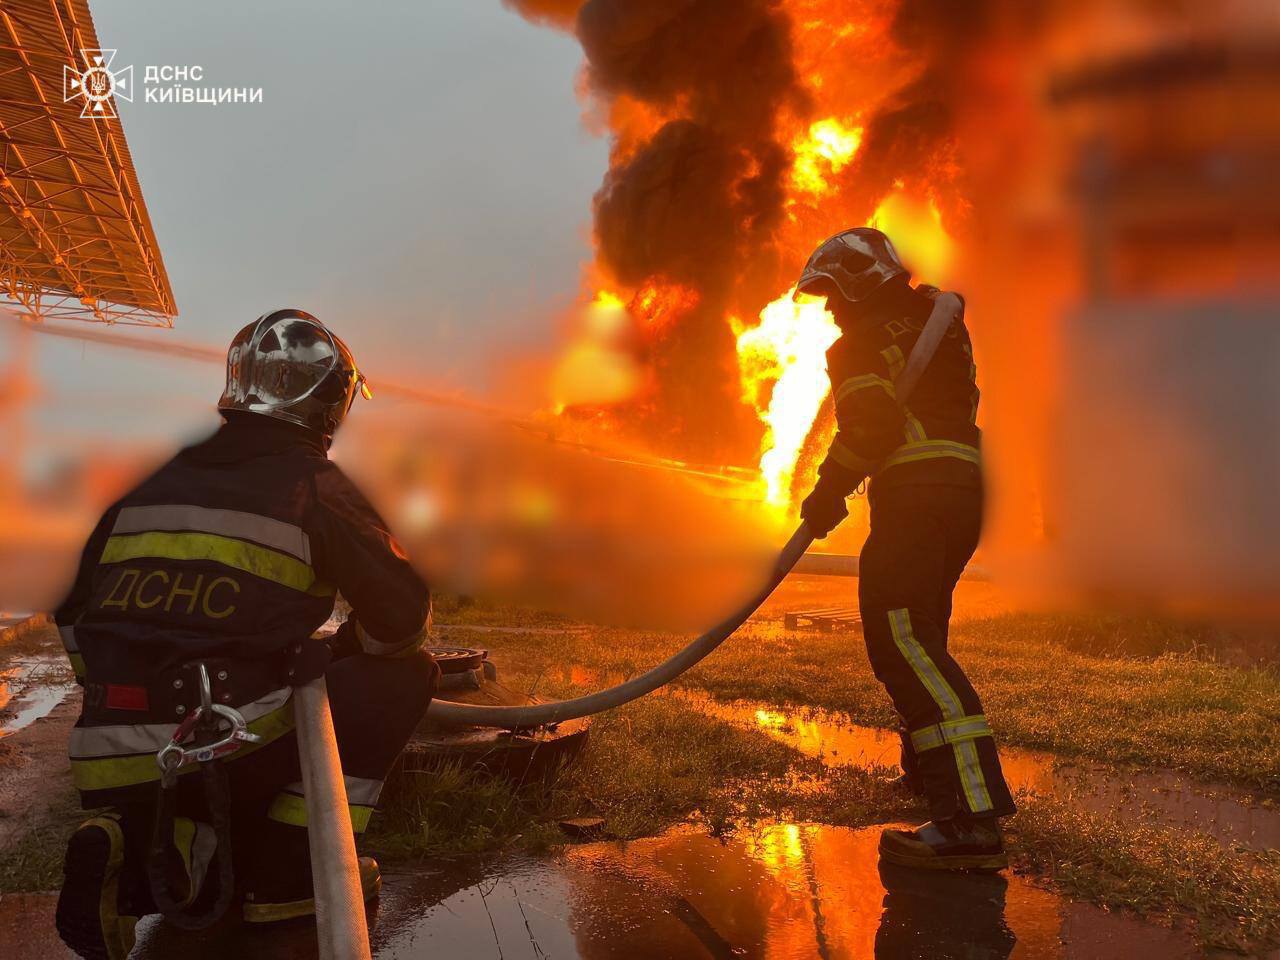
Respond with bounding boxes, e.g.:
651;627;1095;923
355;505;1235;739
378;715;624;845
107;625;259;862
0;0;174;325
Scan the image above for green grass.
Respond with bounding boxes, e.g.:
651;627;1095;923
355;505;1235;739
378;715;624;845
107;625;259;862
5;602;1276;949
371;678;1280;952
448;608;1280;795
0;793;82;894
369;599;1280;949
0;614;61;663
372;693;908;859
1011;791;1280;954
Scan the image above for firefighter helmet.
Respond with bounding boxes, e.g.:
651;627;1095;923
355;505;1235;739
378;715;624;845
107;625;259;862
794;227;909;304
217;309;371;442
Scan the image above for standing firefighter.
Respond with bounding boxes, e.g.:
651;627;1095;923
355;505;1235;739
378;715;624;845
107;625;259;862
796;228;1016;870
53;310;439;959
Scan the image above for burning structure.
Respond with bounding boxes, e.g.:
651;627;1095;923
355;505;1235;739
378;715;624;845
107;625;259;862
511;0;994;531
508;0;1280;615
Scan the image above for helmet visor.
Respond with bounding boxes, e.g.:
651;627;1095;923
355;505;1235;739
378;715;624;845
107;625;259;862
250;315;341;407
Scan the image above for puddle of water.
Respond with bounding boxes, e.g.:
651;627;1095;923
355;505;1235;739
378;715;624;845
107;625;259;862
0;612;36;630
679;692;1280;852
364;824;1199;960
0;653;76;737
4;825;1254;960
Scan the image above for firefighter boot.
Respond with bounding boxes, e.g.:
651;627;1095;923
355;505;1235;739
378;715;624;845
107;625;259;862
56;812;216;959
243;821;381;923
879;816;1008;871
55;813;138;960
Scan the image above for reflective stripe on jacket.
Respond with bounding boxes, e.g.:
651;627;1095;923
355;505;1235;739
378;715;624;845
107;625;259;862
818;283;982;494
53;415;432;795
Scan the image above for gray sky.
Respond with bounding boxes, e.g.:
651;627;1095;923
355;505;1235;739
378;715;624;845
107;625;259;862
20;0;602;449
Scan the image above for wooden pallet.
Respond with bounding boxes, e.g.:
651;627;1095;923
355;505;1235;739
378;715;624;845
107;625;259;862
784;606;863;632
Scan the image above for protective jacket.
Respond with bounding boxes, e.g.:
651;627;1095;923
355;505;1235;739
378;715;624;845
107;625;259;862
815;282;981;496
54;415;432;803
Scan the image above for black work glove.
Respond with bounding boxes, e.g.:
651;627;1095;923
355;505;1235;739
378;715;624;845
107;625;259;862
800;474;855;539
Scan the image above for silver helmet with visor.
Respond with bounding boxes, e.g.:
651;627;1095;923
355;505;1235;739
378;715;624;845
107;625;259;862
794;227;909;304
217;309;372;443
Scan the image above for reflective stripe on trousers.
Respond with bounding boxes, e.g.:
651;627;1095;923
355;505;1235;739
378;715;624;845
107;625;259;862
888;608;994;813
266;775;384;833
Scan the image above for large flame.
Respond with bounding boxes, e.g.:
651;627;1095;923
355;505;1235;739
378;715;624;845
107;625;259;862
732;188;956;517
629;279;700;334
530;4;962;514
790;118;863;197
731;290;840;508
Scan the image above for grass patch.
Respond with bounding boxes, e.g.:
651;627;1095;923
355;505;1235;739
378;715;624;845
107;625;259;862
451;607;1280;795
372;693;912;861
0;614;61;665
383;600;1280;948
1011;791;1280;953
0;792;82;894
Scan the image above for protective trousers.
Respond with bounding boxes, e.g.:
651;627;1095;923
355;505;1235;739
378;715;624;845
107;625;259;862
858;483;1015;821
114;647;438;905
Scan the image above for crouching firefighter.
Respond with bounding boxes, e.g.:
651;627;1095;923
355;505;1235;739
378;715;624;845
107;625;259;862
53;309;440;958
795;229;1016;871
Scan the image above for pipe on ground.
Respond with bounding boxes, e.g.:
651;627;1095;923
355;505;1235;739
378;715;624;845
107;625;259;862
293;677;373;960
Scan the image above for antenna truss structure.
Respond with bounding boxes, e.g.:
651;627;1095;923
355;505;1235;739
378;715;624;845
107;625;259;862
0;0;175;325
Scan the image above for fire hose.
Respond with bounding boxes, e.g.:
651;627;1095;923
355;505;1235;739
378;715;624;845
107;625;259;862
426;521;816;728
424;291;964;730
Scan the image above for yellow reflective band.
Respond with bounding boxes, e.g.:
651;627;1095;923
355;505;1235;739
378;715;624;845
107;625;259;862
889;609;994;814
829;442;875;473
171;817;202;908
68;652;86;680
956;739;994;812
828;438;878;474
882;440;980;471
835;373;896;405
910;714;993;753
112;505;312;564
267;792;375;833
70;698;296;792
912;726;944;752
903;413;928;443
888;609;964;720
881;344;905;379
100;532;332;596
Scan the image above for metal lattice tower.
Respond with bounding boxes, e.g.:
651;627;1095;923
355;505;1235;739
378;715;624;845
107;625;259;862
0;0;175;325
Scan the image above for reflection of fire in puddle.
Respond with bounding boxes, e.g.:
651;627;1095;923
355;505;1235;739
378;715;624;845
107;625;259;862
677;692;1280;852
354;824;1201;960
0;654;76;737
10;826;1201;958
539;666;1277;852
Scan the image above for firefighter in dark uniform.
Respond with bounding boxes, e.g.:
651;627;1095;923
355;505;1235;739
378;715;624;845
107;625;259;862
796;229;1016;870
53;309;439;958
